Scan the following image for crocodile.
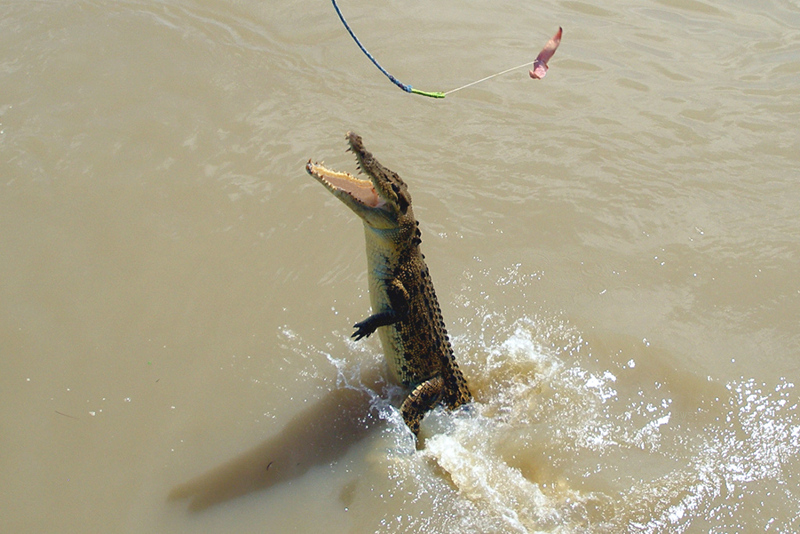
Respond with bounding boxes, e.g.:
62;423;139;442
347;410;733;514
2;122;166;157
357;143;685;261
306;132;472;437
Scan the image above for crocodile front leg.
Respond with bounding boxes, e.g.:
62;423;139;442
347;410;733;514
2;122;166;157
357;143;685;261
351;278;410;340
400;375;445;436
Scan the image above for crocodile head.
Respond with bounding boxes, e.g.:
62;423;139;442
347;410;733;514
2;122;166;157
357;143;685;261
306;132;414;233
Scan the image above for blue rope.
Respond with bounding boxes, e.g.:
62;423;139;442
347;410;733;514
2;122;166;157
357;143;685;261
330;0;444;98
330;0;411;92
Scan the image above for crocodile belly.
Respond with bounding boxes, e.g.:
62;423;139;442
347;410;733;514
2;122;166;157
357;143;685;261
378;325;414;386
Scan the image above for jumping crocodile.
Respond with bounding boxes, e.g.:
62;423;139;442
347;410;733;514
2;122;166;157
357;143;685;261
306;132;472;437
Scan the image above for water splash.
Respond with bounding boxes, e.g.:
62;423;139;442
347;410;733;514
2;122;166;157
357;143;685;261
280;311;800;532
387;316;800;533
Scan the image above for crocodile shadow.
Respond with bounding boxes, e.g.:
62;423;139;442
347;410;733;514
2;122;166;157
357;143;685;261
168;368;386;511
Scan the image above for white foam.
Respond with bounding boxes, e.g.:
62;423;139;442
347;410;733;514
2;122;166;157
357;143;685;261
284;312;800;532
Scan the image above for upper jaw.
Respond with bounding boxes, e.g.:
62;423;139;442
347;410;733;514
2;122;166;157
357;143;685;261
306;132;399;228
345;132;410;215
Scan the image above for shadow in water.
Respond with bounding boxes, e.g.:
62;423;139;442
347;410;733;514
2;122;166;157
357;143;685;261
168;372;386;511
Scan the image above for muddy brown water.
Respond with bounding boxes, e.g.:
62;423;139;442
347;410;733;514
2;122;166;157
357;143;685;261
2;0;800;532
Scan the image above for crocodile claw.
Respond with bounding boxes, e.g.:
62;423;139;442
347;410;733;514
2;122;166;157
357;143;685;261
351;320;376;340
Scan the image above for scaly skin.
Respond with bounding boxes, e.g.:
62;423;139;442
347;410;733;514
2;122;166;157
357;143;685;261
306;132;472;436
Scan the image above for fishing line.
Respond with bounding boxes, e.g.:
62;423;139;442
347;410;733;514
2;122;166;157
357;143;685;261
443;61;531;95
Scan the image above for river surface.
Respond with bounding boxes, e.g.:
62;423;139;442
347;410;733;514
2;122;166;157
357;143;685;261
2;0;800;532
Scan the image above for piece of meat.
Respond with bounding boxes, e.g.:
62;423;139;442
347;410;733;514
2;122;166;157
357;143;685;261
530;27;562;80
